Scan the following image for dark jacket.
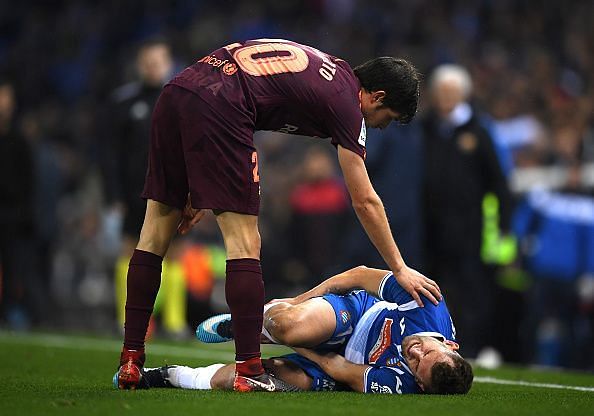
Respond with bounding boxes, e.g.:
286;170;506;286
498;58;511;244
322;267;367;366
101;82;162;235
0;127;34;238
420;108;513;259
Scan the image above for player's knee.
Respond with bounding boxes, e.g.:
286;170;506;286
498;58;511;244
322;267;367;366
216;213;261;259
248;229;261;255
137;234;169;257
265;307;303;346
224;231;261;259
244;234;261;258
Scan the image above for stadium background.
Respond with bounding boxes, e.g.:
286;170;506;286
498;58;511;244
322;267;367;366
0;0;593;373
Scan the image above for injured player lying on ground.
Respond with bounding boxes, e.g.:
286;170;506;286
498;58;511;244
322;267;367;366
116;266;473;394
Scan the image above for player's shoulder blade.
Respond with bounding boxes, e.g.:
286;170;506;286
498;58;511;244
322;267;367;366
223;39;355;85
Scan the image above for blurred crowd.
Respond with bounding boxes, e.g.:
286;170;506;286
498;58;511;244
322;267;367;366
1;0;593;370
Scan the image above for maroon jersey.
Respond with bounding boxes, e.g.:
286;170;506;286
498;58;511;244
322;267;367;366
168;39;367;159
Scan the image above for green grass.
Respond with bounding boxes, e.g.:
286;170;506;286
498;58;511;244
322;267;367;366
0;331;593;416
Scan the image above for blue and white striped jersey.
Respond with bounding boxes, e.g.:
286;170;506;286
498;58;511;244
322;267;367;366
345;273;457;394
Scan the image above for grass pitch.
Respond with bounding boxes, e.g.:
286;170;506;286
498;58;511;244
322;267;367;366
0;331;593;416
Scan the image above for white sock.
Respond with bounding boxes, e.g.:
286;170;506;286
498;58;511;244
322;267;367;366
168;364;225;390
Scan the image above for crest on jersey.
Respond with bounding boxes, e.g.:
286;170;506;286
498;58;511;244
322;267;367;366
340;310;351;325
222;62;238;76
386;357;402;367
358;119;366;146
368;318;393;364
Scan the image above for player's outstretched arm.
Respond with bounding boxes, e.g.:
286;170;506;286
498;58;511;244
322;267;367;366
337;145;441;306
292;347;367;392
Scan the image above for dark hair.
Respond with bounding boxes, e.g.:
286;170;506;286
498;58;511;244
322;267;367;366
426;354;474;394
353;57;421;124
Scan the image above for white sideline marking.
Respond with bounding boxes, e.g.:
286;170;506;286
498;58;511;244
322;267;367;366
474;376;594;393
0;332;235;361
1;332;593;393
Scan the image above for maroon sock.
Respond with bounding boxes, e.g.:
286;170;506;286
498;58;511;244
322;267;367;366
123;249;163;352
225;258;265;375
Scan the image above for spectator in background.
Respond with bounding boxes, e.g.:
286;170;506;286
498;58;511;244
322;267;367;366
288;146;350;288
513;120;594;369
102;39;174;242
419;65;514;359
513;184;594;368
0;78;38;329
101;40;187;337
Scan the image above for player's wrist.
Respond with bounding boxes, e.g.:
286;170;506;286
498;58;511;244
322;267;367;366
391;261;406;276
293;293;310;304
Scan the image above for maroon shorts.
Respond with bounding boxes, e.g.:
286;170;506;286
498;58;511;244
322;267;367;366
142;84;260;215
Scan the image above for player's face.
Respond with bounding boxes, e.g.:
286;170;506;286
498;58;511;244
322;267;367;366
401;335;460;391
360;90;402;129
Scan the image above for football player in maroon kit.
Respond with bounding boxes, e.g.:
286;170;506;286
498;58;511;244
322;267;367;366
117;39;442;392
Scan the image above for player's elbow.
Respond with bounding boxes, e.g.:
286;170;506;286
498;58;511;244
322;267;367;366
326;363;365;392
344;265;368;277
349;380;366;393
352;194;381;216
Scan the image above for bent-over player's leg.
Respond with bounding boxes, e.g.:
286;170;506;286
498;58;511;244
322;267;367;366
215;211;266;383
117;84;193;389
118;199;181;389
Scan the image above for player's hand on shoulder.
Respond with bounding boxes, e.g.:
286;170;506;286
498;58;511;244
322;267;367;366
394;265;441;307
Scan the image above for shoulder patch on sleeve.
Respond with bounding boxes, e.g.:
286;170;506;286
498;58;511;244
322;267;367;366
358;119;366;146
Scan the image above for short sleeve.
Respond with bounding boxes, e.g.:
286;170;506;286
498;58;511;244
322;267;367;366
325;88;366;159
378;273;413;304
364;366;420;395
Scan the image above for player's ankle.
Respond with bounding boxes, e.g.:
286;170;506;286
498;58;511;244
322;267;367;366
235;356;264;377
120;347;146;367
